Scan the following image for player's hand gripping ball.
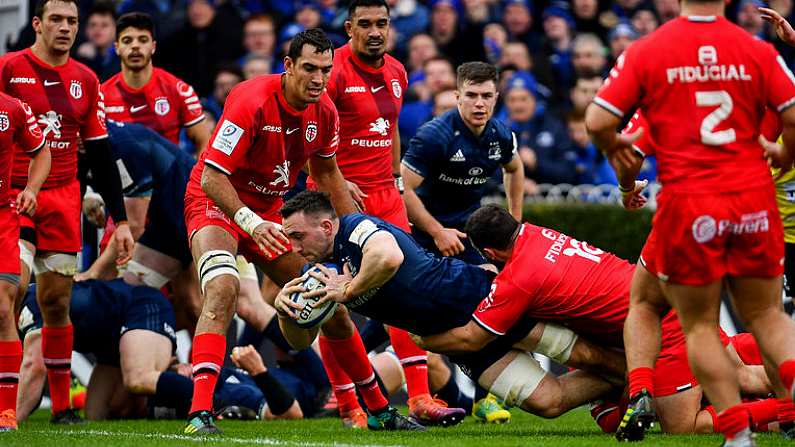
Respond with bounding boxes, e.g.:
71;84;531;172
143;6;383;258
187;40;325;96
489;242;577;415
290;263;340;328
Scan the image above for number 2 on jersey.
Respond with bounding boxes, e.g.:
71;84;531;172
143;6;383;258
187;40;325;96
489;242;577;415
697;90;736;145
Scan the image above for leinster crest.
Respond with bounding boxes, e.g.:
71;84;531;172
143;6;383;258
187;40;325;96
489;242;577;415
0;112;8;132
154;98;170;116
391;79;402;98
305;123;318;142
70;80;83;99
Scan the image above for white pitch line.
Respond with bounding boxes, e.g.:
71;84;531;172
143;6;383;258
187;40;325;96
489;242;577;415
30;428;406;447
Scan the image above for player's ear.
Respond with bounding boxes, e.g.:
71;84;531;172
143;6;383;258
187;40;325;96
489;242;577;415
152;40;157;54
344;20;352;38
32;16;42;33
321;218;334;236
284;56;293;75
483;247;497;261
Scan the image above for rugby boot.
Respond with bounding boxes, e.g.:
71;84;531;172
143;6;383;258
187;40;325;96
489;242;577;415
216;405;258;420
367;406;427;431
340;407;368;429
472;393;511;424
780;421;795;440
408;394;466;427
616;389;655;442
722;428;756;447
50;408;85;425
0;409;17;431
183;410;222;435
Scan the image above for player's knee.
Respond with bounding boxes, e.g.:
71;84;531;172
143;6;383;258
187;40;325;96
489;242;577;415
535;323;577;364
33;253;78;277
197;250;239;296
125;261;171;288
37;293;69;321
122;372;152;395
488;351;547;409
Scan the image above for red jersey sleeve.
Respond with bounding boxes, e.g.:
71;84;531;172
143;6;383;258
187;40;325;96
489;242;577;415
622;111;654;156
203;87;260;175
14;99;44;153
82;80;108;141
315;105;339;159
594;43;644;118
472;272;535;336
761;44;795;112
174;79;205;127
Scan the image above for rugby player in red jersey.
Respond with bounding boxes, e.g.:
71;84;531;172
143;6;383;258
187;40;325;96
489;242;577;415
101;12;210;150
586;0;795;443
0;0;133;425
305;0;464;428
0;94;48;431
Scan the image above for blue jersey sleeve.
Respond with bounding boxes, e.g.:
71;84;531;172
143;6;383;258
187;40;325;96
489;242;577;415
339;214;389;250
402;123;444;180
501;131;518;166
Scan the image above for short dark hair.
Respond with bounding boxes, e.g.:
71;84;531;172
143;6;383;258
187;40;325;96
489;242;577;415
287;28;334;61
348;0;390;19
281;190;337;220
457;61;498;88
34;0;78;19
214;62;244;82
88;2;116;21
116;12;156;40
465;205;520;252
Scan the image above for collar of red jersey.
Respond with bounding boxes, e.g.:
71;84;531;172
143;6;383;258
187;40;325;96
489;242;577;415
687;15;717;22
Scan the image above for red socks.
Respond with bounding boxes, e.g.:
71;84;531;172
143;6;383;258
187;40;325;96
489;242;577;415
318;336;360;413
743;399;778;430
627;367;654;398
780;360;795;393
323;333;388;412
717;404;751;440
0;341;22;413
388;327;430;398
778;398;795;425
188;332;225;414
41;325;73;414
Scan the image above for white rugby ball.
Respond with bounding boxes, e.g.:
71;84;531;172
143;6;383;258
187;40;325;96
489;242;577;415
290;264;339;328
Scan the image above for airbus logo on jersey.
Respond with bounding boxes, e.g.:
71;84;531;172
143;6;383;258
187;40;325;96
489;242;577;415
38;111;62;139
0;112;9;132
69;80;83;99
270;160;291;188
154;98;170;116
369;118;390;136
262;125;282;133
344;86;366;94
106;106;125;113
9;77;36;84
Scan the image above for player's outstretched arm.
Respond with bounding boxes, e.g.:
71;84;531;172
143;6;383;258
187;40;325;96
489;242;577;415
186;119;212;156
585;104;642;172
414;320;497;354
308;156;358;216
502;155;525;221
760;7;795;47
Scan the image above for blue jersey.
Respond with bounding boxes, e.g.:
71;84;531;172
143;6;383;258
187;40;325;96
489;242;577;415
332;213;494;335
402;109;516;228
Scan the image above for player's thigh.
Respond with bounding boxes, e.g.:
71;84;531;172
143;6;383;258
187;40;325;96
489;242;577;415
130;243;183;280
726;276;785;325
660;280;723;330
656;386;703;434
631;263;669;311
256;251;305;287
119;329;173;376
190;225;238;261
85;364;124;421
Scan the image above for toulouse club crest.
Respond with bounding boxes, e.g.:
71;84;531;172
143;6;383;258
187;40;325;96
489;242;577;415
305;123;318;142
154;98;170;116
391;79;402;98
70;80;83;99
0;112;9;132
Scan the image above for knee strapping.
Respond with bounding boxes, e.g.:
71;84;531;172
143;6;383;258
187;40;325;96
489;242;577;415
488;352;546;407
197;250;239;295
535;323;578;364
19;242;34;273
127;260;171;288
33;253;77;276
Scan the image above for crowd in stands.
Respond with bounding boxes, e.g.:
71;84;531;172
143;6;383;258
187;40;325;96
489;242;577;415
7;0;795;192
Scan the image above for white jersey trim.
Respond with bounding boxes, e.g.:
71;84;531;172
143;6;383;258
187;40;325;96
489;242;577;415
204;159;232;175
472;315;506;336
593;97;624;118
313;151;337;159
687;15;717;22
83;134;109;141
183;114;206;128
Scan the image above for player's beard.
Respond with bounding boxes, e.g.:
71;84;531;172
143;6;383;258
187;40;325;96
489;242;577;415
123;53;152;72
358;40;385;63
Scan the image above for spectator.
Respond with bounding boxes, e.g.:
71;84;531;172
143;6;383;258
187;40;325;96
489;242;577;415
540;5;576;97
463;0;499;24
612;0;644;20
500;71;572;192
483;23;508;65
159;0;244;96
242;54;272;79
241;15;276;68
388;0;430;54
429;0;487;66
631;6;659;36
572;0;608;40
295;1;324;29
400;56;456;142
202;64;243;120
502;0;541;52
569;71;602;116
407;33;439;84
653;0;680;23
273;23;306;74
117;0;188;41
432;88;457;116
75;2;120;81
565;112;597;184
608;21;638;62
571;33;607;78
499;41;555;100
737;0;765;38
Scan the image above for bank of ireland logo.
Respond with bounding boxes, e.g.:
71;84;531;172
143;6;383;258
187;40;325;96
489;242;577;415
391;79;402;98
0;112;9;132
305;122;318;142
154;98;170;116
692;215;717;243
70;80;83;99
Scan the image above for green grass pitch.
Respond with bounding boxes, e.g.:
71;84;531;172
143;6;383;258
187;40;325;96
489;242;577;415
1;408;787;446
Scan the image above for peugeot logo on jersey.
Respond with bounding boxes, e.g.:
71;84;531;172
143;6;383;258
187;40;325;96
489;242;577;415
305;123;318;142
38;111;62;139
270;160;291;188
154;98;170;116
69;80;83;99
0;112;8;132
369;117;390;136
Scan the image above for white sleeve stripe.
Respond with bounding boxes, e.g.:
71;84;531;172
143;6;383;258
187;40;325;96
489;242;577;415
593;97;625;117
83;134;109;141
26;139;46;153
183;115;205;127
400;160;424;177
778;96;795;113
314;151;336;158
472;315;506;336
204;159;232;175
185;97;200;104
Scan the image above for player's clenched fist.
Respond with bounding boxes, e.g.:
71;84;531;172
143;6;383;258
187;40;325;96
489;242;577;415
760;135;795;176
432;227;467;257
231;345;267;376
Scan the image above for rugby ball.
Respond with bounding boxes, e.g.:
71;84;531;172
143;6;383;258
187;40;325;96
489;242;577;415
290;264;340;328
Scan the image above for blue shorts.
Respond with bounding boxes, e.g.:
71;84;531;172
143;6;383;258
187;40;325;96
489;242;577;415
137;192;192;266
214;367;319;417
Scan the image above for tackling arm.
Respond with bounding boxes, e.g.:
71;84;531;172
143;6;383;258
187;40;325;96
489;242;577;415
341;232;404;301
414;320;497;354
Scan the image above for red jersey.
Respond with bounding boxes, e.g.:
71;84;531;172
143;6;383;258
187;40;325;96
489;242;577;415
595;16;795;193
623;111;654;156
101;67;204;144
313;44;406;191
0;93;45;203
472;223;633;347
185;74;339;216
0;48;107;189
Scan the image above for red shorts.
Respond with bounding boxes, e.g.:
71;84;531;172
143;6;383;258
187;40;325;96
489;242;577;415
361;186;410;232
184;195;291;264
638;227;659;276
651;186;784;285
655;312;697;397
730;332;763;366
14;180;81;253
0;206;20;276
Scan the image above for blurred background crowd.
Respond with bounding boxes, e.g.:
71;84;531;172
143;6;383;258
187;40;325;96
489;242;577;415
4;0;794;194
